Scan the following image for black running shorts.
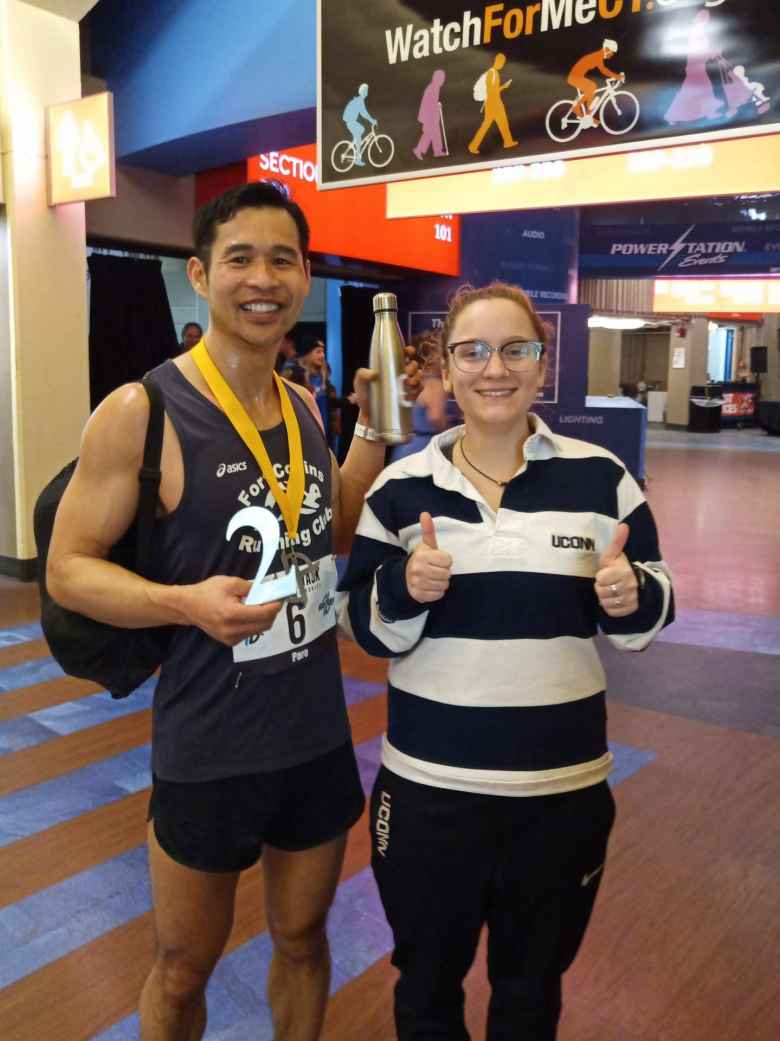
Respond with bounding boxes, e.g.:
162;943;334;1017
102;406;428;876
149;741;365;872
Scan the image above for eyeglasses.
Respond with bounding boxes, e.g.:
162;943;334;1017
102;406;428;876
446;338;544;374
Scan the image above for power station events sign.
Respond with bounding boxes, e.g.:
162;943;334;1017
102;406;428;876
580;221;780;278
317;0;779;187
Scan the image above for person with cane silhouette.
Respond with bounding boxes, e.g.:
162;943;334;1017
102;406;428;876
338;280;674;1041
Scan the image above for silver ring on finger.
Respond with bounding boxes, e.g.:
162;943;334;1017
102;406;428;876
615;597;623;607
610;583;618;596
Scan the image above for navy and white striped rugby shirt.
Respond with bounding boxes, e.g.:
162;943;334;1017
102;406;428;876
338;414;673;797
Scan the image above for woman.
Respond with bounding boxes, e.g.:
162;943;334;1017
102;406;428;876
665;10;723;125
338;282;674;1041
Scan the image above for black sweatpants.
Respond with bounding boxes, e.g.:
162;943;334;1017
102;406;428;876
370;768;616;1041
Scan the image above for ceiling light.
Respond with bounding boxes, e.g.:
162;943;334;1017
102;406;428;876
588;316;647;330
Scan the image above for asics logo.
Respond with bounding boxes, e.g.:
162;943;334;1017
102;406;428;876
216;461;248;477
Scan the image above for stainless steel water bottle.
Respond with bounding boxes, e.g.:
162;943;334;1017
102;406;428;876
369;292;413;445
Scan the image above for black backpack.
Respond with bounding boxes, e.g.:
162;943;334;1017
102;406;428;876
33;376;173;699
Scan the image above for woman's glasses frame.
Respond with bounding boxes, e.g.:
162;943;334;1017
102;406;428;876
446;337;545;374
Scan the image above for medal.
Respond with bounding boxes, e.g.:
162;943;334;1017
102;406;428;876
281;548;316;606
193;339;309;606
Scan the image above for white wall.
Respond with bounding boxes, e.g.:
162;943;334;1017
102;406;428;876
587;329;622;396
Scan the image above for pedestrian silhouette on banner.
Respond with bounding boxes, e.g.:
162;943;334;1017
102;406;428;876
468;53;518;155
413;69;449;160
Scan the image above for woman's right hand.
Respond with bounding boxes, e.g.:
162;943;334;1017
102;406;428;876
405;512;453;603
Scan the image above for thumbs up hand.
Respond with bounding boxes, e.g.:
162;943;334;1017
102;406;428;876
594;522;639;618
406;512;453;604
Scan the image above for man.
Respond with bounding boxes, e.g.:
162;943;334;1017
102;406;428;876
468;52;518;155
47;181;417;1041
567;39;624;125
299;338;343;450
275;332;307;386
179;321;203;352
342;83;377;166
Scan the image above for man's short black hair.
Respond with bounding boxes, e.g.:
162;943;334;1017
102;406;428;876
193;181;310;272
181;321;203;336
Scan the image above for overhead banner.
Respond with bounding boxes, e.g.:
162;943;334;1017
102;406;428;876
318;0;779;188
580;221;780;278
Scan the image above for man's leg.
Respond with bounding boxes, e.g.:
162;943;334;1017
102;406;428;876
495;104;519;147
468;115;492;153
262;833;347;1041
568;77;588;118
582;80;598;120
346;120;365;164
140;823;240;1041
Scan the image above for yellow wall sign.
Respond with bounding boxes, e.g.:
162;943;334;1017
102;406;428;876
46;92;116;206
386;134;780;217
654;278;780;315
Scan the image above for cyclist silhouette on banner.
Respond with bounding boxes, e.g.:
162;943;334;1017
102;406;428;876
342;84;377;167
567;39;624;127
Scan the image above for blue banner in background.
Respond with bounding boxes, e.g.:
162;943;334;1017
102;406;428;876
580;221;780;278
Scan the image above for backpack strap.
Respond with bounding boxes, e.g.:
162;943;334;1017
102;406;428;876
134;376;165;575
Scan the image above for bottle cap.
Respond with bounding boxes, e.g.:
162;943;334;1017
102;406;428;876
372;292;398;313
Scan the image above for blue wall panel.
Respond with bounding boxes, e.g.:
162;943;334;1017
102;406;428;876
88;0;317;166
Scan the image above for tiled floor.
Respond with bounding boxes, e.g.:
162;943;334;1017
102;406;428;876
0;425;778;1041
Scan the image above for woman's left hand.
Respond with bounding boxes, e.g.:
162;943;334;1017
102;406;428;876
594;523;639;617
351;347;424;419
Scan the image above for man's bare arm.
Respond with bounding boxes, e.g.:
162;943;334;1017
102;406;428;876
47;383;282;645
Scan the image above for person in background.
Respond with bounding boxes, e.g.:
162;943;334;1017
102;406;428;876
180;321;203;352
275;332;307;386
300;339;343;450
391;329;461;462
338;281;674;1041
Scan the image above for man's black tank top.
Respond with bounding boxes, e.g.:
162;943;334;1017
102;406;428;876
148;361;348;782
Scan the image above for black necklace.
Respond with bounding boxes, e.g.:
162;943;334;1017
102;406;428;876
459;436;510;488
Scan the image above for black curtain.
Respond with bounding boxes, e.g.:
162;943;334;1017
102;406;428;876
88;254;179;409
338;285;377;463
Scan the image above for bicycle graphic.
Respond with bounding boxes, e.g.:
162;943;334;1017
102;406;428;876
545;77;640;143
330;124;395;173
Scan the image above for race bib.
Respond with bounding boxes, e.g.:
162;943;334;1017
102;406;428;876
232;553;338;673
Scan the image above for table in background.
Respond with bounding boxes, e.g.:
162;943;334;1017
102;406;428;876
758;400;780;436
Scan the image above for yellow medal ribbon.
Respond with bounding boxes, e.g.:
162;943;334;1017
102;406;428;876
192;338;305;539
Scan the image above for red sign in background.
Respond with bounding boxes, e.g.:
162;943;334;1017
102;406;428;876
722;391;757;417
